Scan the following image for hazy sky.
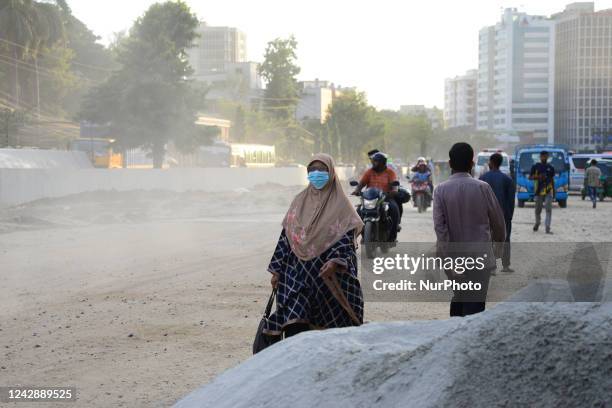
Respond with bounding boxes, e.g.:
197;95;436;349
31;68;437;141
69;0;612;110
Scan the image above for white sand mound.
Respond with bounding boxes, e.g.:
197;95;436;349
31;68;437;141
174;302;612;408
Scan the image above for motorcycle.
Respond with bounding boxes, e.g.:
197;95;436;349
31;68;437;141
350;180;399;259
411;180;431;213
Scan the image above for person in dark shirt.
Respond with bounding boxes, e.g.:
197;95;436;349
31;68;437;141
529;150;555;234
480;153;515;272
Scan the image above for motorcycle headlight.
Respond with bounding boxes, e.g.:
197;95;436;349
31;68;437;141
518;186;528;192
363;198;377;209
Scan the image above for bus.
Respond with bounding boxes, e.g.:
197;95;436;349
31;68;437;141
69;138;122;168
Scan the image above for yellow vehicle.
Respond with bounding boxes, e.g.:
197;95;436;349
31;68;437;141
69;138;123;168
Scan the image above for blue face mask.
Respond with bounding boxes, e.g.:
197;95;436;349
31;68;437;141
308;170;330;189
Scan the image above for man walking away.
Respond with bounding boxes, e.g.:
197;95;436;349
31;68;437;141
585;159;602;209
433;143;506;317
529;150;555;234
480;153;515;273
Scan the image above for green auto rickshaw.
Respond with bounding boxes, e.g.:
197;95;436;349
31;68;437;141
581;160;612;201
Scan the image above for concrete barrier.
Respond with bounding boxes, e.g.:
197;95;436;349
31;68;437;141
0;148;92;169
0;167;314;206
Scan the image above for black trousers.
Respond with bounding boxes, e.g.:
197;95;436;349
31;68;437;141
385;198;400;241
502;222;512;268
449;267;492;317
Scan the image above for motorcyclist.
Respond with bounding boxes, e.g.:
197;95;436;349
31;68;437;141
366;149;408;220
411;157;433;202
352;152;400;242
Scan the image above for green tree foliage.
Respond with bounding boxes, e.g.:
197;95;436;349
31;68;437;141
232;105;246;142
81;1;211;168
325;90;384;164
60;11;115;116
258;36;300;121
0;0;67;112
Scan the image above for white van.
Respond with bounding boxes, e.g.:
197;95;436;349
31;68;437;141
474;149;511;178
569;153;612;191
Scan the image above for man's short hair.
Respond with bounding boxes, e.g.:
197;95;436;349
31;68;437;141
591;158;598;165
449;142;474;172
489;153;503;168
367;149;380;158
540;150;549;156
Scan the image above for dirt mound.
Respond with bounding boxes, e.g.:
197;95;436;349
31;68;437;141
174;302;612;408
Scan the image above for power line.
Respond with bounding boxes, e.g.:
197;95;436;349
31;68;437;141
0;53;101;86
0;37;113;73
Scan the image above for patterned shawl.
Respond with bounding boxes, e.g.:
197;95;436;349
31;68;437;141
282;153;364;261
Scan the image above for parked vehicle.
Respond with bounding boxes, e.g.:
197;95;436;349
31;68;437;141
569;153;612;191
514;144;570;208
349;180;399;258
581;160;612;201
474;149;511;178
69;138;122;168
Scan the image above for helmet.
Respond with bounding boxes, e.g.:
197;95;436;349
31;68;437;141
371;152;388;163
417;156;426;163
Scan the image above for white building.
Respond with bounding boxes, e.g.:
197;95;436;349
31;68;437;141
296;80;335;123
444;69;477;129
188;22;247;76
187;23;261;102
477;8;555;143
196;61;263;102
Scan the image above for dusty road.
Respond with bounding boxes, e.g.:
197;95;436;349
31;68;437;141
1;186;611;407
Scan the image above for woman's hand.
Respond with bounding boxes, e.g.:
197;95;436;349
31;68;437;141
319;260;338;280
271;272;279;289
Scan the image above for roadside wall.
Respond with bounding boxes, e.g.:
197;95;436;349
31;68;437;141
0;162;356;206
0;148;92;169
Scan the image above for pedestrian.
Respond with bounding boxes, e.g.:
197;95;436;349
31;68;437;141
529;150;555;234
263;153;364;344
585;159;602;209
480;153;516;273
433;142;506;317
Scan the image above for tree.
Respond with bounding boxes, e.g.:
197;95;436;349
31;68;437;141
258;36;300;121
81;1;209;168
0;0;66;110
232;105;246;142
325;90;384;164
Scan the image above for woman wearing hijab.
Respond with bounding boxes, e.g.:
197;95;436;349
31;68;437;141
263;153;364;340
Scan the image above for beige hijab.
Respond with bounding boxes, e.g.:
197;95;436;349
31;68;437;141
282;153;364;261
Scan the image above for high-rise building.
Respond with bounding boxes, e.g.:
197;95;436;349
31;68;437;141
553;3;612;151
444;69;477;129
188;22;247;77
399;105;443;130
477;9;555;142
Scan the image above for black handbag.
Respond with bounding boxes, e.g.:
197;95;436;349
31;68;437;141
252;288;280;354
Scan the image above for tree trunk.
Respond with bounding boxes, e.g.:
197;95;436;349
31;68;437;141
13;46;20;108
35;57;40;140
152;143;165;169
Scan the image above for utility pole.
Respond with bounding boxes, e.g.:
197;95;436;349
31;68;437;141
1;108;10;148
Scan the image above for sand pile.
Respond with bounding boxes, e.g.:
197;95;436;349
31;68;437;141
174;302;612;408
